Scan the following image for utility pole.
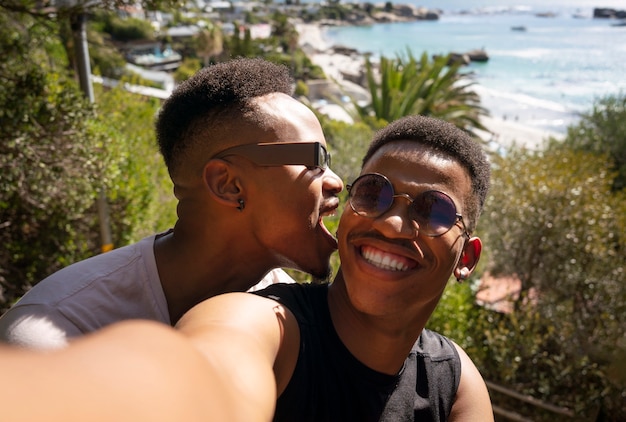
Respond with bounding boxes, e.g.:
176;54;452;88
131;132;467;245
70;11;114;253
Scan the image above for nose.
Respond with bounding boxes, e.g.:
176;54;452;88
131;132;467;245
323;167;344;195
372;195;419;239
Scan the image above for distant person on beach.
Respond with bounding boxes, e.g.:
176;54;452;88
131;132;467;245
175;115;494;421
0;58;343;350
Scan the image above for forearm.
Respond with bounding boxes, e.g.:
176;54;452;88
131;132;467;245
1;320;272;422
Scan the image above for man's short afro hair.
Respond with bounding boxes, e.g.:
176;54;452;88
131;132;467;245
364;115;491;230
155;58;294;171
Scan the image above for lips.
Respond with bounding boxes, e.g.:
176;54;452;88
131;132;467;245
360;245;416;271
319;197;340;249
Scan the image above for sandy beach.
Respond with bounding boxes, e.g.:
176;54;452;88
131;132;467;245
296;23;564;150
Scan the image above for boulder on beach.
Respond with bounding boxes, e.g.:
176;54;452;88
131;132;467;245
445;49;489;65
466;49;489;62
593;8;626;19
438;53;471;66
331;45;359;55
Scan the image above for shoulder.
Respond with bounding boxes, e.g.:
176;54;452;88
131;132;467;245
11;237;153;307
0;235;160;349
247;268;296;292
252;282;328;323
415;329;461;380
177;291;301;395
177;292;299;342
416;329;459;358
412;330;462;411
448;340;494;421
0;304;73;349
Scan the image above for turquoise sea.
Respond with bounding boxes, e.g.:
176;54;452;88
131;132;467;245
321;0;626;134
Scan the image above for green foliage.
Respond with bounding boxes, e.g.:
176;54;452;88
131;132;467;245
194;24;224;67
318;114;375;185
244;11;264;24
87;26;127;78
558;92;626;191
225;22;260;57
427;281;486;353
295;80;309;97
486;148;625;299
306;4;352;20
0;12;108;309
0;0;184;15
261;49;322;83
0;9;175;313
271;11;298;54
93;84;176;245
91;11;156;42
481;145;626;418
349;50;488;133
174;57;202;83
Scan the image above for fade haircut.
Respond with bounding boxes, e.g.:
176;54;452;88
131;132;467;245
363;115;491;232
155;58;294;176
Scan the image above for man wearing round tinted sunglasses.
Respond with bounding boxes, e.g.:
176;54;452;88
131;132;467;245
0;58;343;349
174;115;494;421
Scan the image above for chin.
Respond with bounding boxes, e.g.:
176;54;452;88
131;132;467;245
311;266;333;283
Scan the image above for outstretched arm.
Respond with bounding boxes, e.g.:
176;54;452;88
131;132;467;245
1;319;268;421
1;293;298;422
449;342;495;422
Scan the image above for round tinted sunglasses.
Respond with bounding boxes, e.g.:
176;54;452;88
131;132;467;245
347;173;469;238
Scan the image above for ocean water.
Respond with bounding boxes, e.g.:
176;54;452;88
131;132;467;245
321;1;626;134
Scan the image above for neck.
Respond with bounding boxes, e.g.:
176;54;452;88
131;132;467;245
327;272;428;375
154;226;276;324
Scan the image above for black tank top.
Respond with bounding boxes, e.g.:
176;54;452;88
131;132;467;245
253;282;461;422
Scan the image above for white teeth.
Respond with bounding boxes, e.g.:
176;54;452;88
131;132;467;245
362;248;408;271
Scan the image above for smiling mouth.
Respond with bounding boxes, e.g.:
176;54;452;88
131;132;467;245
360;245;416;271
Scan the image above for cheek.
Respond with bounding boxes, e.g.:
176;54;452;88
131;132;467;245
432;239;463;274
337;208;355;238
278;189;319;226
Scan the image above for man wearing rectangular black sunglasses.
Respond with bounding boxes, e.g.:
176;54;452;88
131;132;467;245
0;58;343;349
175;114;494;421
0;115;492;422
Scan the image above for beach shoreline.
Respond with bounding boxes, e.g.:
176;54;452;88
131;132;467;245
296;22;565;150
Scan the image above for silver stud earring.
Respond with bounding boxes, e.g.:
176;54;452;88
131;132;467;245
237;199;245;212
456;268;469;283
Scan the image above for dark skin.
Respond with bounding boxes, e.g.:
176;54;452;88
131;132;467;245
175;140;493;421
155;93;343;323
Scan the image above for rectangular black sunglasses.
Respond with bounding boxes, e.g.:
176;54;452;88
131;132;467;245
212;142;330;170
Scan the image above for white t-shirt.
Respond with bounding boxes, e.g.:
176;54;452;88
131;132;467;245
0;233;294;350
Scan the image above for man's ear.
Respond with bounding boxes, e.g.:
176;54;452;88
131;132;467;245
203;159;243;210
453;237;482;281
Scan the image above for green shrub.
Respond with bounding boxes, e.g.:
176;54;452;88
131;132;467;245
481;145;626;419
0;12;175;312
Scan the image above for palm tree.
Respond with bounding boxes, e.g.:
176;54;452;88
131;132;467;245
348;50;488;134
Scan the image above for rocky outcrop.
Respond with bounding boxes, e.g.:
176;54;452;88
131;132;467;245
370;5;440;23
466;49;489;62
392;5;440;20
593;8;626;19
442;49;489;66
